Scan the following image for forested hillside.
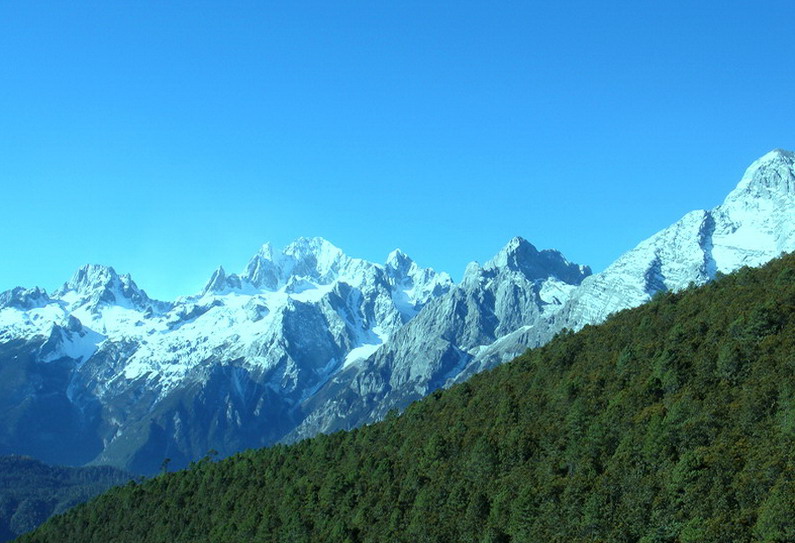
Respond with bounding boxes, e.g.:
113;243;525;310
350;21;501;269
0;456;130;542
19;254;795;543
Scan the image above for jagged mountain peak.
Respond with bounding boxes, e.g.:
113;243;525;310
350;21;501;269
382;249;453;318
726;147;795;202
244;250;281;290
386;248;412;265
241;237;351;290
484;236;536;267
63;264;120;291
283;237;347;278
203;266;227;292
556;148;795;330
483;236;591;284
256;242;276;259
280;237;345;266
283;236;341;255
53;264;153;310
385;249;415;277
759;148;794;162
55;264;122;300
0;286;50;310
239;237;451;303
202;266;243;296
385;249;452;288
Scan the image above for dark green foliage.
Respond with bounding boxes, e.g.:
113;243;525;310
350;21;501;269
0;456;131;542
19;255;795;542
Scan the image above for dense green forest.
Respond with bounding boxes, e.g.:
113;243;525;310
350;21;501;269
0;456;130;542
19;254;795;542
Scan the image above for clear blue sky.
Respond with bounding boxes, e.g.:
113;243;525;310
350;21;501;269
2;2;794;300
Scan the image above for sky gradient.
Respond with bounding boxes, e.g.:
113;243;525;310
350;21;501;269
2;2;794;300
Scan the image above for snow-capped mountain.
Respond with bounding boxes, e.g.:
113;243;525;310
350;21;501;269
467;149;795;378
557;148;795;328
1;149;792;474
287;237;591;440
284;149;795;439
0;238;451;473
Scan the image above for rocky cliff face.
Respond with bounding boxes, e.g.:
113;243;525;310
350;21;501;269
288;237;591;439
287;149;795;439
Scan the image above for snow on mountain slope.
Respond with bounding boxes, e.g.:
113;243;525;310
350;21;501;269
461;149;795;376
557;149;795;328
1;239;451;391
1;149;792;473
287;149;795;441
0;238;451;472
288;237;591;440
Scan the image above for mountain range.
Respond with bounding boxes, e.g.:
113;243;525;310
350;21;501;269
19;242;795;543
1;149;793;474
286;149;795;440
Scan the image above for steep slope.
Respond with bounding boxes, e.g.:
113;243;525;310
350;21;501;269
0;456;130;542
20;253;795;543
2;150;792;476
0;238;451;473
287;150;795;439
290;237;590;439
558;148;795;327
